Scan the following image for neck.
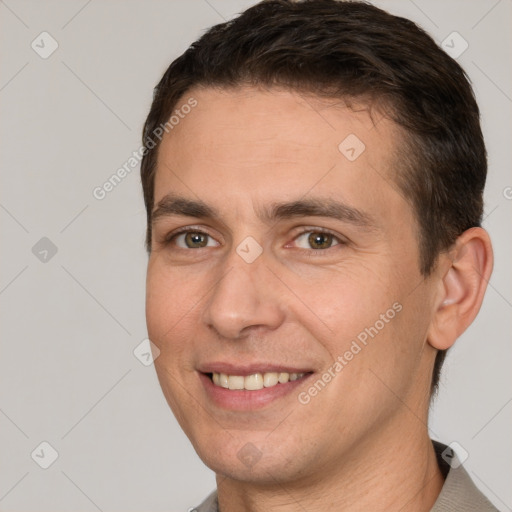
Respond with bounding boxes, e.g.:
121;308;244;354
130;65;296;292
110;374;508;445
216;420;444;512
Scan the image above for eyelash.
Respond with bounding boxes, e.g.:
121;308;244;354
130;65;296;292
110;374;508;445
163;226;211;245
292;227;345;253
163;226;345;255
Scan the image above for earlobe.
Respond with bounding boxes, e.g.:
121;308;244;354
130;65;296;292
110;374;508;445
427;227;493;351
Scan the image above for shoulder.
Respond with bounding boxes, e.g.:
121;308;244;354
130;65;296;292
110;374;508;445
431;441;500;512
193;490;218;512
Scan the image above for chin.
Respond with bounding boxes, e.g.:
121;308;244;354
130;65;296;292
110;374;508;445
189;429;314;485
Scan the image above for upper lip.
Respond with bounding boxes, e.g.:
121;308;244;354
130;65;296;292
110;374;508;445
198;362;314;376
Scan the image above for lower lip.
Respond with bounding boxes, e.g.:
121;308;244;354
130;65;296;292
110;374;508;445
199;373;313;410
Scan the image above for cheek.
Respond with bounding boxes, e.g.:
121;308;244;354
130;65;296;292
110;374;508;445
145;261;200;415
146;255;198;320
145;266;171;343
145;259;195;354
283;259;426;395
283;262;399;347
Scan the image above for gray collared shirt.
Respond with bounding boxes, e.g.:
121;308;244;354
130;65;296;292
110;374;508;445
194;442;498;512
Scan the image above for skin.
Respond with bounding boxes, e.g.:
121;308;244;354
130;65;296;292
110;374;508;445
145;86;493;511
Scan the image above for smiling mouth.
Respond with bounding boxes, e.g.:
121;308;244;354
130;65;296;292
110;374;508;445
208;371;311;391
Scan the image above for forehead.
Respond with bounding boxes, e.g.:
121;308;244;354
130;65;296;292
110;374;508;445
153;86;408;224
160;86;395;158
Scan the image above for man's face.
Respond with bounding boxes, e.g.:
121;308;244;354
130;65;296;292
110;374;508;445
146;87;439;484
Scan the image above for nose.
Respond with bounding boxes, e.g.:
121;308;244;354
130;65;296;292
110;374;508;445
201;251;286;340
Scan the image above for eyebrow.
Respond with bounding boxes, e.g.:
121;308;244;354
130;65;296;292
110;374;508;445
152;193;376;230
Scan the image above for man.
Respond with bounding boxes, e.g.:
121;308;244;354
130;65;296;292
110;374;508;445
140;1;496;510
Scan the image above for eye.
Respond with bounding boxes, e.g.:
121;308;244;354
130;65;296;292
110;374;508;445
293;230;341;250
169;230;219;249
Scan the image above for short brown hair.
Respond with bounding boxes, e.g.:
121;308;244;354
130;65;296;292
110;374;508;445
140;0;487;391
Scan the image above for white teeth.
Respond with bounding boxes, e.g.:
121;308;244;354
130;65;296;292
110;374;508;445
228;375;245;390
263;372;279;387
244;373;264;390
219;373;229;389
278;372;290;383
211;371;306;390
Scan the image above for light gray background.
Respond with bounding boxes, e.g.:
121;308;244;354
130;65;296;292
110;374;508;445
0;1;510;511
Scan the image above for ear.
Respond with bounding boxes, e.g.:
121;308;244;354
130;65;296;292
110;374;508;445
427;227;493;351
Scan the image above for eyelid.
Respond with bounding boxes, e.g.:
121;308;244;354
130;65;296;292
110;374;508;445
160;225;347;252
288;226;347;246
163;225;219;245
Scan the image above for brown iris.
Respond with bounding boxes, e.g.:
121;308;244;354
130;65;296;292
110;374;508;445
184;232;208;248
308;232;334;249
